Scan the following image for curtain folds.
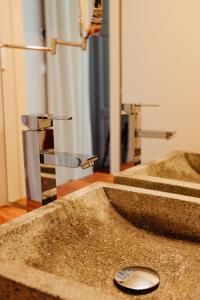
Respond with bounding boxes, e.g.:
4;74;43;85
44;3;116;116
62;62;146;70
44;0;93;184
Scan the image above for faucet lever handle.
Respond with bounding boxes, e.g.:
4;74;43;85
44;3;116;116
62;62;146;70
121;103;159;115
22;114;72;130
140;104;159;107
42;114;72;121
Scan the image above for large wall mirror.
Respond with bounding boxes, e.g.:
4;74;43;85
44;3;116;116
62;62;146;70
22;0;109;187
117;0;200;173
0;0;109;206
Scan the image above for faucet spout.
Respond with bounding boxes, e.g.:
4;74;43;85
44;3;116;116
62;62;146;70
79;155;98;169
135;129;176;140
40;150;98;169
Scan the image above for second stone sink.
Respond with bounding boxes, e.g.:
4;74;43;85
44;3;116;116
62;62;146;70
0;182;200;299
115;151;200;197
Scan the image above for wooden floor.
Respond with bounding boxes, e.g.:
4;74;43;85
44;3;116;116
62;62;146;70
0;172;113;225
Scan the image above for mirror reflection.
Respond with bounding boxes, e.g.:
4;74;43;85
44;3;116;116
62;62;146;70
0;0;109;208
79;0;103;40
20;0;108;209
0;0;103;52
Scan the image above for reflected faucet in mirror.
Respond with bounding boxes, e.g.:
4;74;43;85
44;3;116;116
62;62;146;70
22;114;98;211
121;103;176;166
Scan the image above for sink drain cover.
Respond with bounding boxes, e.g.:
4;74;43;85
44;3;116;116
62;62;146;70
114;266;160;294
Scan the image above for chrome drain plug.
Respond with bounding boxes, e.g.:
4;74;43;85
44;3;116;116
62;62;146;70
114;266;160;294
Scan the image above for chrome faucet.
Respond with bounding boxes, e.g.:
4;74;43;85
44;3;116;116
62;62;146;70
22;114;97;210
121;104;176;165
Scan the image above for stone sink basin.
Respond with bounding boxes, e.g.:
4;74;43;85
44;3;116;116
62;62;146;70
0;182;200;299
115;151;200;197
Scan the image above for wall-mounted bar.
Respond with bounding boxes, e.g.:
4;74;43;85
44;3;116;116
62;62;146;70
56;39;87;50
0;43;53;53
0;37;87;55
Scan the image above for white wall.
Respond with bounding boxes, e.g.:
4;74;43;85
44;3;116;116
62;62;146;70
109;0;121;173
122;0;200;163
0;0;26;203
0;54;8;205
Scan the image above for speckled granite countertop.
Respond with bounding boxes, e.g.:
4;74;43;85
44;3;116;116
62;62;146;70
0;182;200;299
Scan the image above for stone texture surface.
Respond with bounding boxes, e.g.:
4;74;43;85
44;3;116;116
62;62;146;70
0;182;200;299
114;151;200;197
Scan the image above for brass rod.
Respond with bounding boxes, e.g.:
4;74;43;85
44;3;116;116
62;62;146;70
0;43;52;52
56;39;83;48
0;37;87;54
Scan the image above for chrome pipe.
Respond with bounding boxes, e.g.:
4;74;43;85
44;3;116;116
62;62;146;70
121;103;176;166
135;129;176;140
22;114;98;210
